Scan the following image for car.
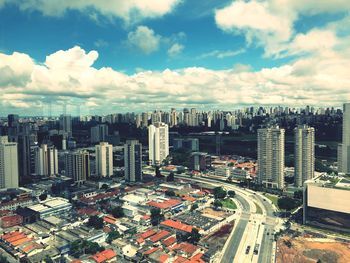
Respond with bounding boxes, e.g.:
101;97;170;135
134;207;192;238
245;246;251;254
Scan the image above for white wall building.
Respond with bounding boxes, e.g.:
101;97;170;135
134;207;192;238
95;142;113;177
0;136;19;189
148;122;169;166
338;103;350;174
35;144;58;177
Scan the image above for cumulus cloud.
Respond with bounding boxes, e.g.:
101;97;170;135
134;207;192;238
127;26;161;54
167;43;184;57
198;48;245;59
1;45;350;115
0;0;182;24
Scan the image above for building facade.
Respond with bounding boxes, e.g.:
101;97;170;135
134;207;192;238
34;144;58;177
65;150;90;185
338;103;350;174
294;125;315;187
124;140;142;182
95;142;113;177
148;122;169;166
0;136;19;189
257;127;285;189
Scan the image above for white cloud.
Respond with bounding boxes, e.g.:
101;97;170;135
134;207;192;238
167;43;184;57
127;26;161;54
199;48;245;59
1;45;350;115
0;0;182;24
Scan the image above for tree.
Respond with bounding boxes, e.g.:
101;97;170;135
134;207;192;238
165;190;176;197
44;255;53;263
101;183;109;190
227;190;236;198
111;206;124;218
188;228;201;244
150;208;164;226
39;193;47;201
87;215;104;229
213;187;227;199
166;172;175;182
277;197;300;211
71;239;104;257
293;190;303;200
191;204;199;211
155;166;163;178
0;255;9;263
107;230;121;243
213;199;223;209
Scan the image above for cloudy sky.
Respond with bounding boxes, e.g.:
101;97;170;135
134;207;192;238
0;0;350;115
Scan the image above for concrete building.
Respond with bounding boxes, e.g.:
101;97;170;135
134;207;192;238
124;140;142;182
257;127;285;189
34;144;58;177
294;125;315;187
27;197;72;218
173;138;199;152
0;136;19;189
59;114;72;137
65;150;90;185
338;103;350;174
91;124;109;144
148;122;169;166
303;176;350;232
95;142;113;177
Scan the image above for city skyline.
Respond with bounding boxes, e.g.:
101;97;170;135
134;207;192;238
1;1;350;115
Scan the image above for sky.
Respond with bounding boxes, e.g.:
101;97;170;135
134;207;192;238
0;0;350;116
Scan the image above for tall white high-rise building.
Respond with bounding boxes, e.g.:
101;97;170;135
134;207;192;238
124;140;142;182
35;144;58;177
0;136;19;189
294;125;315;187
65;150;90;185
257;127;285;189
148;122;169;166
95;142;113;177
338;103;350;174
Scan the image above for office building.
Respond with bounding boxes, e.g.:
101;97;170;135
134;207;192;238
59;114;72;137
124;140;142;182
0;136;19;189
148;122;169;166
257;127;285;189
303;177;350;232
34;144;58;177
91;124;109;143
173;138;199;152
65;150;90;185
338;103;350;174
295;125;315;187
95;142;113;177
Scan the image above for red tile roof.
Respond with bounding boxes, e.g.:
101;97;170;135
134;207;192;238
159;254;169;263
162;236;176;247
139;229;156;239
160;220;193;233
174;256;189;263
190;253;205;263
182;196;196;202
172;242;198;255
90;249;117;263
147;199;182;209
149;230;170;243
144;247;160;255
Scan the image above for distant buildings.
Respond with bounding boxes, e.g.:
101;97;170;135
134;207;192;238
59;114;72;137
338;103;350;174
95;142;113;177
65;150;90;185
34;144;58;177
0;136;19;189
148;122;169;166
124;140;142;182
91;124;109;144
173;138;199;152
257;127;285;189
303;177;350;232
294;125;315;187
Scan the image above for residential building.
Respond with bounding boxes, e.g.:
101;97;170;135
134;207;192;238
124;140;142;182
91;124;109;144
148;122;169;166
0;136;19;189
295;125;315;187
95;142;113;177
338;103;350;174
59;114;72;137
257;127;285;189
34;144;58;177
65;150;90;185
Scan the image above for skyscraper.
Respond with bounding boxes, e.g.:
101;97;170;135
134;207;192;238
338;103;350;174
0;136;19;189
148;122;169;166
257;127;285;189
59;114;72;137
90;124;109;143
95;142;113;177
294;125;315;187
124;140;142;182
34;144;58;177
65;150;90;185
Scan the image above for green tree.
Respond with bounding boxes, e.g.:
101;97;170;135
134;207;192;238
107;230;121;243
188;228;201;244
111;206;124;218
44;255;53;263
155;166;163;178
213;199;223;209
87;215;104;229
278;197;300;211
227;190;236;198
0;255;9;263
213;187;227;199
165;190;176;197
166;172;175;182
150;208;164;226
293;190;303;200
39;193;47;201
191;204;199;211
101;183;109;190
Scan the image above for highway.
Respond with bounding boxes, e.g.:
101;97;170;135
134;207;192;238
176;174;278;263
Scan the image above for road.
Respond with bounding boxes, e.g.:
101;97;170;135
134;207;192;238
176;174;279;263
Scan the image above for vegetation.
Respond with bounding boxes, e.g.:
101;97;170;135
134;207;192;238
87;215;104;229
191;203;199;211
227;190;236;198
171;148;191;167
277;197;301;211
166;172;175;182
165;190;176;197
39;193;47;201
265;194;279;206
150;208;164;226
111;206;124;218
221;198;237;209
213;199;223;209
254;202;263;214
0;255;9;263
44;256;53;263
213;187;227;199
181;228;201;244
70;239;104;258
101;183;109;190
107;230;121;243
293;190;303;200
155;166;163;178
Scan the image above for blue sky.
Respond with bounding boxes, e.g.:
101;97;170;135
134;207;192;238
0;0;350;115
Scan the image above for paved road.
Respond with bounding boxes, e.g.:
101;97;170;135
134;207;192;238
258;225;275;263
